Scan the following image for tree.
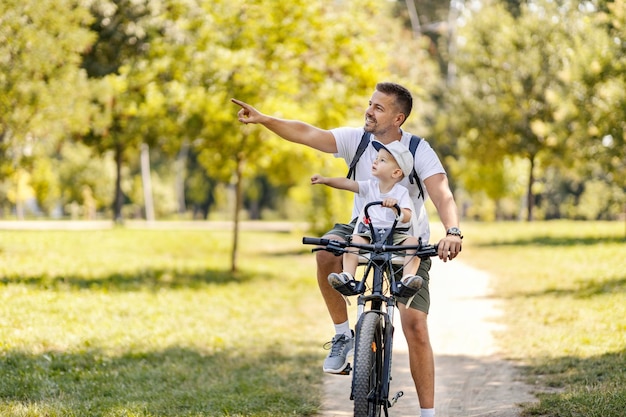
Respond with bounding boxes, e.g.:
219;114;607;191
446;0;616;221
177;0;420;272
80;0;180;221
0;0;95;214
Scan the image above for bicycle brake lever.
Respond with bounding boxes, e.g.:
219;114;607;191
311;243;345;256
326;242;346;256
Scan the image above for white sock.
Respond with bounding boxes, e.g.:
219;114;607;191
334;320;351;338
420;408;435;417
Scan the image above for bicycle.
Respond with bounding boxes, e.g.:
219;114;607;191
303;201;439;417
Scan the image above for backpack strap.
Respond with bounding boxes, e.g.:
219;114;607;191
347;132;425;200
408;135;424;200
346;131;371;180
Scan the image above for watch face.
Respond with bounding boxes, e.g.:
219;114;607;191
447;227;461;236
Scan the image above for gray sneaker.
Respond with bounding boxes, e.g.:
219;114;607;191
401;275;423;291
328;272;361;296
322;332;354;373
328;272;353;288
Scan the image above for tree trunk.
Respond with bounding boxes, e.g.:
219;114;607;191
231;151;245;274
526;154;535;222
175;140;189;215
404;0;422;36
113;142;124;223
140;143;155;222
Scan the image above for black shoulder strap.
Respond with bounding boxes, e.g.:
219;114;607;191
409;135;424;200
347;132;425;200
346;131;371;180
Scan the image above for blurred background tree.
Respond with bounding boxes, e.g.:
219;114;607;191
0;0;624;234
0;0;95;217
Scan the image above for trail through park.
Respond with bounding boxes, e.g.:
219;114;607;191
317;259;537;417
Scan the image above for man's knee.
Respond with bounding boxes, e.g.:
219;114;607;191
315;234;344;269
401;311;430;346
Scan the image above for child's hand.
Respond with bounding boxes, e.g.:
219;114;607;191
311;174;325;185
381;198;398;208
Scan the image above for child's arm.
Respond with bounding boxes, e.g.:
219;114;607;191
311;174;359;193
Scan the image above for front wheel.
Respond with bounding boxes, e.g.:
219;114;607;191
352;312;384;417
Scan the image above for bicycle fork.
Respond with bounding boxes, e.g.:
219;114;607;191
352;300;404;414
382;299;405;412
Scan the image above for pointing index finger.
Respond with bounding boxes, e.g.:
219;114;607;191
231;98;246;108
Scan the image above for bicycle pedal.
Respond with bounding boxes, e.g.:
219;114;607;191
388;390;404;407
337;363;352;375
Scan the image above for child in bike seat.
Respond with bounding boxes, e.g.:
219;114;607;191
311;140;423;297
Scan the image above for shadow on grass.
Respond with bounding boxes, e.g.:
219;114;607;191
508;275;626;299
476;235;625;247
521;348;626;417
0;344;323;417
0;267;264;291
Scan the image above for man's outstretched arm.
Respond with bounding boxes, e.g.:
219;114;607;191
231;98;338;153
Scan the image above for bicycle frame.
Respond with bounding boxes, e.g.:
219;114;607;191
303;201;438;416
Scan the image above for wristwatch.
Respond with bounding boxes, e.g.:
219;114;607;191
446;227;463;239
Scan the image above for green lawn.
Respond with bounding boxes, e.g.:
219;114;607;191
1;221;625;416
0;227;328;417
459;221;626;417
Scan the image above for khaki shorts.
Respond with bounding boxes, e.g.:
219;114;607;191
324;221;433;314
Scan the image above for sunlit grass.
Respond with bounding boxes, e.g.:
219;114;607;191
460;221;626;417
0;228;328;417
3;221;625;416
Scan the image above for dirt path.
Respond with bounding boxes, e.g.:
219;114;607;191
317;259;536;417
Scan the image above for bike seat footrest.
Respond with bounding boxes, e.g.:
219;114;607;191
391;281;421;298
331;280;363;296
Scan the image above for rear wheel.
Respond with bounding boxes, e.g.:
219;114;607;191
353;312;384;417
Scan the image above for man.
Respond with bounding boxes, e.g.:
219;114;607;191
232;82;462;417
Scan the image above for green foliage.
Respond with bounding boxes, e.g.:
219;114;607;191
185;0;391;182
0;0;95;175
2;0;625;224
445;0;625;220
56;142;116;215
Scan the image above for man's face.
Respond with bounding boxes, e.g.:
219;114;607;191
364;90;403;137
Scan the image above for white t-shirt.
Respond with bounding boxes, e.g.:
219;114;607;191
331;127;446;242
355;179;413;231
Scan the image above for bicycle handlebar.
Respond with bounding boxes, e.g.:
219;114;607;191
302;236;439;258
303;200;439;258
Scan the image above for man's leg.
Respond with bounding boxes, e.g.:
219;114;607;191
316;228;355;374
315;238;348;325
399;307;435;408
395;257;435;411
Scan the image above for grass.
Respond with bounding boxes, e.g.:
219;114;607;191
2;221;625;416
0;227;329;417
458;221;626;417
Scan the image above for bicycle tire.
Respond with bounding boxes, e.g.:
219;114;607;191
353;312;384;417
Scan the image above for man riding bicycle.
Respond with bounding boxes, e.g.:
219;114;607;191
232;82;463;417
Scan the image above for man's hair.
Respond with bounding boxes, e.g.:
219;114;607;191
375;82;413;122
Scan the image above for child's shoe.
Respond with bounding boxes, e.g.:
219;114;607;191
328;272;361;296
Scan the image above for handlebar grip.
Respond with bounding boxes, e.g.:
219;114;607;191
364;201;402;219
302;237;330;246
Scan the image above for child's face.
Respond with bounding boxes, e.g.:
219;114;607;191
372;149;403;181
